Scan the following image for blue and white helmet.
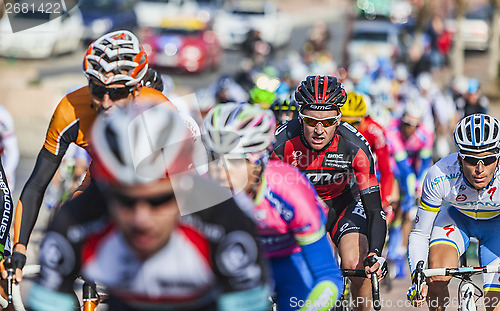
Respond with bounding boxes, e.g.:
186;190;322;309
454;114;500;153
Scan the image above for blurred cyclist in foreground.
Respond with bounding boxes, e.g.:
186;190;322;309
28;104;271;311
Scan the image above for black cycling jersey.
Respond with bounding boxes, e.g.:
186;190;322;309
271;119;386;256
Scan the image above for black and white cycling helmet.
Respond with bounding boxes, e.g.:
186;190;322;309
295;75;347;111
454;114;500;153
83;30;148;86
203;103;276;164
91;104;193;186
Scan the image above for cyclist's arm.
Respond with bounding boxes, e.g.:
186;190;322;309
416;129;434;187
370;129;394;207
14;149;63;247
352;148;387;256
285;173;343;297
0;158;15;258
407;164;446;273
394;151;417;210
15;98;80;247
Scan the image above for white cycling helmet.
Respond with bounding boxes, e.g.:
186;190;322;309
203;103;276;164
416;72;433;92
454;114;500;153
403;97;425;120
83;30;148;86
91;104;193;186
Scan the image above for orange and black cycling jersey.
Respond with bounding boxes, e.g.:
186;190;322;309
14;86;173;247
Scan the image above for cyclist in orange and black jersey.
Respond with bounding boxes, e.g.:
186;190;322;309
9;30;175;280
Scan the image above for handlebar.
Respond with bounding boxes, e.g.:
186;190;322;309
4;256;13;304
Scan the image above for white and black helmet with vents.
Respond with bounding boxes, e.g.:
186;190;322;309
90;104;193;186
83;30;148;86
454;114;500;153
202;103;276;163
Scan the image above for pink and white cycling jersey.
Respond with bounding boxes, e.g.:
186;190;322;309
252;160;328;258
385;119;434;167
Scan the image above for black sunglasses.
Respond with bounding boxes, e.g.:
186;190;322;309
89;81;135;101
459;153;500;166
110;191;176;208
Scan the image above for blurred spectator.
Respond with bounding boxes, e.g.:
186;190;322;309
0;105;19;192
426;15;449;69
456;78;489;117
303;21;331;54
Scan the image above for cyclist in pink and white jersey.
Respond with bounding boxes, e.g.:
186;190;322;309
385;98;434;277
203;103;344;311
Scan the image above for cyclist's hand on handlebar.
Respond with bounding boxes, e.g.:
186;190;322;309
1;245;26;283
407;283;427;307
363;253;388;281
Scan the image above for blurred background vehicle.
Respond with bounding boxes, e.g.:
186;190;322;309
80;0;138;44
445;5;492;51
135;0;199;28
347;19;402;65
0;4;84;59
142;16;223;73
213;0;292;50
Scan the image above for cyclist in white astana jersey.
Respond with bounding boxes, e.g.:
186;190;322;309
407;114;500;311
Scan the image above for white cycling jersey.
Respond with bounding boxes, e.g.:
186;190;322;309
408;153;500;272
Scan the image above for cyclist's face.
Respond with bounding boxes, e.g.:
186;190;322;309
459;151;499;190
108;179;179;258
301;108;339;151
208;157;260;195
401;114;421;139
89;76;140;114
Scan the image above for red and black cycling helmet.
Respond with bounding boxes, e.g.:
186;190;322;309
295;75;347;111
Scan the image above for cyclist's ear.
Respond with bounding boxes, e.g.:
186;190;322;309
133;83;143;97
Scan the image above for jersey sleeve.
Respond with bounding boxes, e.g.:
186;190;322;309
367;123;394;206
352;147;387;256
43;97;80;157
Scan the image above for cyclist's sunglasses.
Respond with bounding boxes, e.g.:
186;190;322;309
459;153;500;166
401;116;420;127
111;191;176;208
89;81;135;101
299;112;341;128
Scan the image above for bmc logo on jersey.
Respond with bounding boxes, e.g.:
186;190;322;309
307;173;333;184
455;194;467;202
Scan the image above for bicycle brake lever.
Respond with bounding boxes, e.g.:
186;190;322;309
415;260;424;301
